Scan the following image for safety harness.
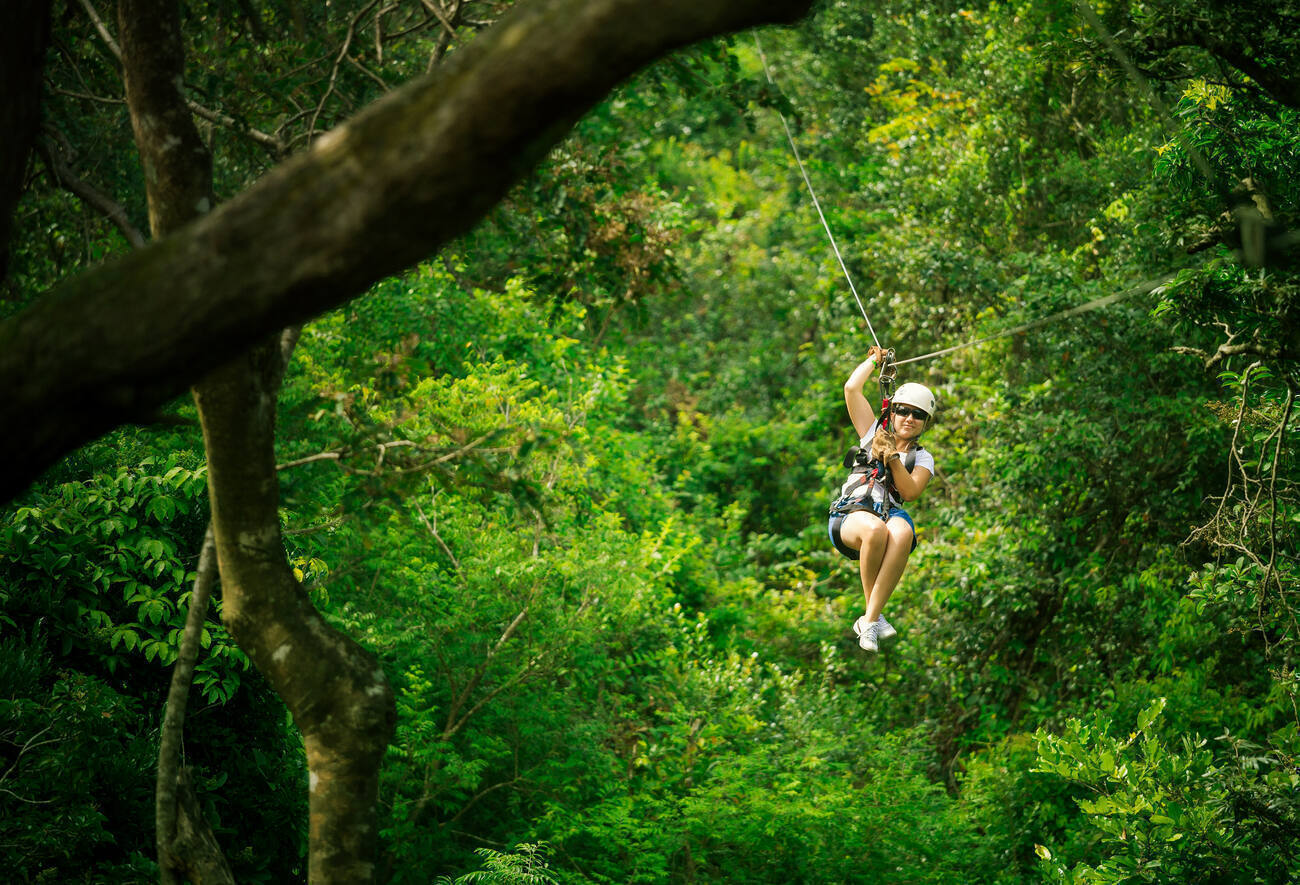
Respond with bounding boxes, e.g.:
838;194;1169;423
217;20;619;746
829;350;923;517
830;431;922;516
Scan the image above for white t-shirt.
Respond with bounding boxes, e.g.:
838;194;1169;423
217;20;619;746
855;432;935;507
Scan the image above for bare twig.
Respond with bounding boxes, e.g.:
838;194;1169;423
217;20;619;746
383;431;505;476
37;133;147;248
421;0;464;70
277;437;493;475
387;12;440;41
418;0;458;36
374;1;402;64
1260;385;1295;600
1231;369;1262;537
277;449;344;471
1207;341;1287;371
445;776;524;824
0;786;57;805
1246;396;1287;526
374;438;416;472
443;651;541;740
309;0;383;141
76;0;122;61
1213;363;1258;533
443;607;531;738
431;431;499;465
0;725;59;803
349;56;391;92
413;496;461;573
283;515;346;537
185;99;285;155
49;86;126;105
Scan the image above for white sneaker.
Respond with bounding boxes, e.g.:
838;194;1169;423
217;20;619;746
854;614;896;641
858;619;880;653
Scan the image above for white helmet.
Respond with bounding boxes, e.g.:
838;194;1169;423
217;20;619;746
892;382;936;419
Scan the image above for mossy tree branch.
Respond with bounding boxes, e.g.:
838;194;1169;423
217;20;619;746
0;0;814;502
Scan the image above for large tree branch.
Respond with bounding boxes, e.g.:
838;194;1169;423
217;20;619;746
0;0;814;502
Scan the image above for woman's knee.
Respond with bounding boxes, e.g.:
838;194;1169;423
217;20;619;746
859;517;889;550
886;518;914;549
841;512;886;549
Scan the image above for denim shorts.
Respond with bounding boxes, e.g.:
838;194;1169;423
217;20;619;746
827;504;917;560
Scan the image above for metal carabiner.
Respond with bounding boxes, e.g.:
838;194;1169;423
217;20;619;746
878;347;897;401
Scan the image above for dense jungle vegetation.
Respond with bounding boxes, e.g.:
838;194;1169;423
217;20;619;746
2;0;1298;882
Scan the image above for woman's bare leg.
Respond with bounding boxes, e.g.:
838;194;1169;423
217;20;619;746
864;517;914;623
839;512;889;608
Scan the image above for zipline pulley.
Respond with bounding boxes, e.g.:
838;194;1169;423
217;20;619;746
878;348;898;415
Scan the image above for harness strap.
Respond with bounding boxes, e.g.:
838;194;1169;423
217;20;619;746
836;433;923;512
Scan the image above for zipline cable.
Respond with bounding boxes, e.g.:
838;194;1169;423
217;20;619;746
753;30;1168;371
894;3;1256;369
754;16;1220;372
892;271;1177;366
893;217;1300;368
752;32;882;350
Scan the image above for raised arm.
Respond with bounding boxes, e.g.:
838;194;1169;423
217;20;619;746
843;346;886;439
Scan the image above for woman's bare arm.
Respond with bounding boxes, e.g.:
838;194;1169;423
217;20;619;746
843;347;885;438
887;459;931;501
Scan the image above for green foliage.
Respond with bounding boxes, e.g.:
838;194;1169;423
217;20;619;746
440;843;559;885
0;457;250;703
533;630;986;883
0;636;158;880
11;0;1300;880
0;452;307;881
1034;699;1300;884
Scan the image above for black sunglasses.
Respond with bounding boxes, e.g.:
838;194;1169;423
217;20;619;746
892;406;929;421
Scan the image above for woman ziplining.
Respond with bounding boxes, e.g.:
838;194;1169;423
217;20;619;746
828;346;936;652
753;35;941;652
752;24;1239;654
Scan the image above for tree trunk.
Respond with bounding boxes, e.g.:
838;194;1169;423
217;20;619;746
114;1;237;880
115;0;398;880
0;0;53;284
194;345;395;884
157;526;233;885
0;0;815;502
169;769;238;885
